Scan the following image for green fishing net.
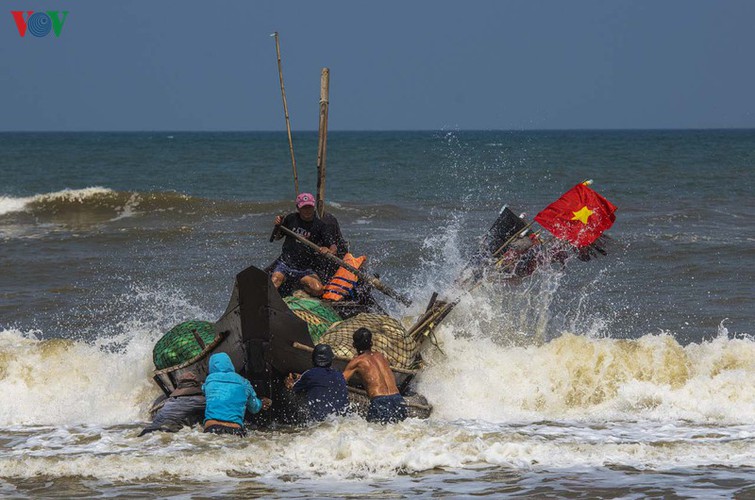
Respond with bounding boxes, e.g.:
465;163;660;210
153;320;217;370
283;296;342;342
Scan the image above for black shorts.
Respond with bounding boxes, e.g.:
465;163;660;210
203;424;246;437
367;394;407;424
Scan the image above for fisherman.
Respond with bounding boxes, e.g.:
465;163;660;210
202;352;272;437
343;328;407;423
285;343;350;421
496;232;557;279
138;371;206;436
496;232;602;280
271;192;337;296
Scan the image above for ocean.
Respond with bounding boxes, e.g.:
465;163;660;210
1;130;753;498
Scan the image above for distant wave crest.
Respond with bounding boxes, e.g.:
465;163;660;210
0;187;267;224
0;187;115;216
0;187;398;229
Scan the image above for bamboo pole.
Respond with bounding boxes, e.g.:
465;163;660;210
407;300;457;341
316;68;330;218
271;32;299;196
275;225;412;306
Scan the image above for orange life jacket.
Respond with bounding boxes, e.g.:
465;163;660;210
322;253;366;301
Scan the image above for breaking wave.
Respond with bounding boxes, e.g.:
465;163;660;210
0;187;116;216
417;326;755;423
0;283;215;427
1;321;752;428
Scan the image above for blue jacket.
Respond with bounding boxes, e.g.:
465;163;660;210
202;353;262;426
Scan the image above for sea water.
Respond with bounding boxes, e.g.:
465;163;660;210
0;130;753;497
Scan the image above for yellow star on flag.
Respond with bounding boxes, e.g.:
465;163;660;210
571;206;593;224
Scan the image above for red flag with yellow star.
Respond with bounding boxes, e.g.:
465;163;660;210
534;183;617;247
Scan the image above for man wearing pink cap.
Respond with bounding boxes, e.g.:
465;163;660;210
271;192;337;296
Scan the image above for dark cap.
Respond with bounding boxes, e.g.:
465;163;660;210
312;344;334;368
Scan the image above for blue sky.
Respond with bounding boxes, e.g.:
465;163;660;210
2;1;754;131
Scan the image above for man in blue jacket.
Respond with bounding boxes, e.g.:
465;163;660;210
202;352;271;437
285;344;350;421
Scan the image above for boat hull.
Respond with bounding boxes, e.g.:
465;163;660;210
152;264;428;423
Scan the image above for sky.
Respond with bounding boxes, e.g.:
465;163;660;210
2;0;754;131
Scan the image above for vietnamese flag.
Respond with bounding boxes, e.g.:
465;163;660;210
534;183;617;247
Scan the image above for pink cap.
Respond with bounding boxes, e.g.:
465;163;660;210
296;192;316;208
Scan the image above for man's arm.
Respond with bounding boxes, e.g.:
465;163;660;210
290;371;308;393
342;357;360;382
318;244;337;255
245;382;263;414
273;214;293;241
272;215;284;241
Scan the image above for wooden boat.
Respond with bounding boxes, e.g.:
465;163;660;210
148;203;604;424
150;262;434;423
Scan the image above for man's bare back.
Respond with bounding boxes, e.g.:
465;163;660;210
343;350;399;399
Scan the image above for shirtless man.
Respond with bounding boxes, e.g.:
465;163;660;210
342;327;407;423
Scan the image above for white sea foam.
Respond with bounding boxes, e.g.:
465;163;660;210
0;328;155;426
0;417;752;481
0;196;29;216
402;218;755;425
1;313;752;429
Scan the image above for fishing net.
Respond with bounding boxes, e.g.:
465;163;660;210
152;320;220;370
283;296;342;342
319;313;419;370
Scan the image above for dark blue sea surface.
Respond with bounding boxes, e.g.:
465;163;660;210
2;130;753;341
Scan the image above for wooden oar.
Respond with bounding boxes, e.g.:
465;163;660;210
275;225;413;307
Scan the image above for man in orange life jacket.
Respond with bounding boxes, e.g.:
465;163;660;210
272;193;337;296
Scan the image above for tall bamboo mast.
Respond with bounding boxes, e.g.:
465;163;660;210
271;32;299;196
316;68;330;218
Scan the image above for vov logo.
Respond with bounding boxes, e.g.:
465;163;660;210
11;11;69;37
